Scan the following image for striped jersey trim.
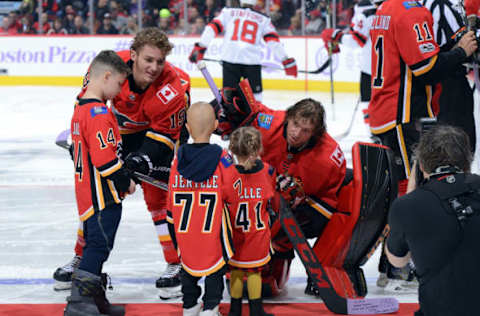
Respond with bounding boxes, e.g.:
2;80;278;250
146;131;175;151
98;159;122;177
182;256;226;277
228;253;271;268
411;55;438;76
306;197;333;219
79;206;94;221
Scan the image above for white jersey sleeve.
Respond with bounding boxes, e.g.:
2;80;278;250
201;7;286;65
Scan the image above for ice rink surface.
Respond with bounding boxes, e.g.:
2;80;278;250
0;86;425;305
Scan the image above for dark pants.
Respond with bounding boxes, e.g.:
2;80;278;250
437;74;476;153
181;266;226;310
222;61;262;93
377;122;420;181
360;72;371;102
78;204;122;276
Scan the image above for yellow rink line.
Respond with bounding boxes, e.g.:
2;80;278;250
0;76;359;93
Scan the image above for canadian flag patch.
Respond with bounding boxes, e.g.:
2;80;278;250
330;145;345;167
156;84;178;104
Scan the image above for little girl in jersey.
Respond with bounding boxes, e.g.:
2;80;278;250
224;126;276;316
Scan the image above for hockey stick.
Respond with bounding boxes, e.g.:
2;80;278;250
202;57;332;75
279;197;399;314
197;60;222;103
55;129;168;191
333;97;361;140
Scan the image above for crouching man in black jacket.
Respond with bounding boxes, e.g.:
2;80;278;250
386;125;480;316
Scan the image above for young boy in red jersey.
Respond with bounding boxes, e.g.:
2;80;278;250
167;101;234;316
224;126;275;316
64;50;136;316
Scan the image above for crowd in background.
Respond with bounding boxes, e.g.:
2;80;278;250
0;0;355;36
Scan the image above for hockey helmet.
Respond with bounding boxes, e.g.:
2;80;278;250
240;0;257;6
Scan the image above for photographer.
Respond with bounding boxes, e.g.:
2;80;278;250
386;125;480;316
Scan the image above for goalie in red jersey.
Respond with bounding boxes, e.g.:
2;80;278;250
54;28;190;300
210;80;349;297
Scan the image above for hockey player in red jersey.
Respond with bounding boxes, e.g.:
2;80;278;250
212;80;347;296
167;101;234;316
188;0;297;101
224;126;275;316
64;50;135;316
54;27;190;299
369;0;477;196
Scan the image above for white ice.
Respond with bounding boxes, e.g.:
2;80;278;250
0;86;420;304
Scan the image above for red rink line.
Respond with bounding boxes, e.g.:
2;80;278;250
0;302;419;315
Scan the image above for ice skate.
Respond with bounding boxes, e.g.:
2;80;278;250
183;302;202;316
156;263;182;299
53;255;82;291
199;305;222;316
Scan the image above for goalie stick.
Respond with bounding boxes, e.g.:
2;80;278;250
202;57;332;75
278;197;399;315
55;129;168;191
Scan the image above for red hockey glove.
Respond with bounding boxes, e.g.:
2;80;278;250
282;57;298;77
188;43;207;63
320;28;343;53
276;173;305;208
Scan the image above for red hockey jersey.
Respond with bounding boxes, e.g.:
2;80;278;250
167;148;234;277
252;104;346;214
369;0;439;134
223;160;275;268
71;99;123;221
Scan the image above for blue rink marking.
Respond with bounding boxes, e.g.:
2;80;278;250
0;276;378;286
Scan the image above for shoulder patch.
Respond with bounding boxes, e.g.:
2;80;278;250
257;113;274;129
221;153;234;168
156;84;179;104
90;106;108;117
419;42;436;53
403;1;422;9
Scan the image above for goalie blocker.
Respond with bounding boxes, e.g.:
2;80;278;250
262;142;397;298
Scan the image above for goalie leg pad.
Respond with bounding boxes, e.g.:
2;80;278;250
311;142;397;298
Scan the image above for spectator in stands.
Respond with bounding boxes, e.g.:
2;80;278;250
47;17;68;34
120;16;138;34
158;9;174;34
18;15;35;34
97;12;119;34
33;12;51;34
200;0;220;23
0;16;18;35
305;9;325;34
287;13;302;36
63;6;76;33
42;0;59;16
187;6;200;24
110;0;128;30
20;0;35;16
8;11;22;31
190;16;205;35
71;15;89;34
95;0;109;22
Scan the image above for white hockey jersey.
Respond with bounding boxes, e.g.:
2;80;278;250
341;0;376;74
199;7;288;65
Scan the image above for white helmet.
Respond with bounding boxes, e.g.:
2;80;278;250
240;0;257;6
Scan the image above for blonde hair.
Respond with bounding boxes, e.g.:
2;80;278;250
131;27;173;55
229;126;263;170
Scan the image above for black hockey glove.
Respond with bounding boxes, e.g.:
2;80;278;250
221;79;259;128
124;152;151;176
